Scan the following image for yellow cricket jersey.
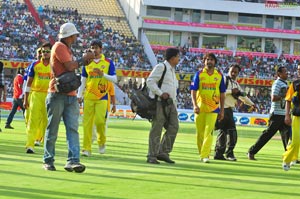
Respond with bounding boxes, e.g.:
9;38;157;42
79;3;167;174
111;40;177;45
28;60;51;92
285;80;300;109
82;55;115;100
190;68;226;113
107;81;115;110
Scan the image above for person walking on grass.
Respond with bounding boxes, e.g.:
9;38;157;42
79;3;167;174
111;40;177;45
23;42;52;154
23;47;42;127
43;22;94;172
247;66;290;161
214;64;254;162
146;48;179;164
190;53;225;163
78;39;117;157
282;64;300;171
5;67;25;129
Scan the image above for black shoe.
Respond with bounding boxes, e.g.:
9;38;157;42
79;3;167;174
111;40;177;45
43;163;56;171
5;124;14;129
26;148;35;154
214;156;226;160
247;153;256;160
226;156;237;161
296;160;300;164
157;154;175;164
147;159;160;164
64;162;86;173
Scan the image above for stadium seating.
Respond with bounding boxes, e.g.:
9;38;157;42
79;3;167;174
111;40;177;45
31;0;125;17
0;0;298;114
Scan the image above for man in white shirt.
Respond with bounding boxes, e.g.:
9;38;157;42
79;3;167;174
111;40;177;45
146;48;179;164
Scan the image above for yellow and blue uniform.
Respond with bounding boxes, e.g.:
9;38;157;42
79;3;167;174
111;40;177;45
190;68;226;159
25;60;51;149
82;54;116;152
283;82;300;164
23;61;38;126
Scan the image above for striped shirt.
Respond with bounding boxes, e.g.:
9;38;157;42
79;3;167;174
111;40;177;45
270;78;288;115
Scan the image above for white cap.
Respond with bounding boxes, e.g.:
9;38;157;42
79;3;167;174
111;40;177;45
58;23;79;39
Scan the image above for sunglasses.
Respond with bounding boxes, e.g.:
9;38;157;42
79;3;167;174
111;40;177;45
42;50;51;53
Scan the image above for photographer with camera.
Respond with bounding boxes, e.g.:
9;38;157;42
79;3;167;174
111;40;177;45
146;48;179;164
248;66;290;161
282;64;300;171
214;64;254;161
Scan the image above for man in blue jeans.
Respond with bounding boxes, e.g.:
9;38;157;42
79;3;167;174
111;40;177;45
43;23;94;172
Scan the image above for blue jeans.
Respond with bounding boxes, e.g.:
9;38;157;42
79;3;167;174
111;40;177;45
43;93;81;165
6;98;25;125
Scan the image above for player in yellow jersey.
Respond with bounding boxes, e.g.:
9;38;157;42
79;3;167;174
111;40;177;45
77;40;117;156
282;64;300;171
23;42;52;154
23;47;42;127
91;81;116;153
190;53;225;163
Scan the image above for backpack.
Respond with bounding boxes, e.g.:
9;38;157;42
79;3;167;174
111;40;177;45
130;64;166;121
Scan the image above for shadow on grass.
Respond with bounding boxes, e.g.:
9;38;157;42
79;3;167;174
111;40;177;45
0;186;122;199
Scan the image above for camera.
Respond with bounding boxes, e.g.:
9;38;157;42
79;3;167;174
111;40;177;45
279;87;287;98
232;91;246;100
162;98;173;106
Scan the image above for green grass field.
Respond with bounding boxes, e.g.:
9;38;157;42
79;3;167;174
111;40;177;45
0;118;299;199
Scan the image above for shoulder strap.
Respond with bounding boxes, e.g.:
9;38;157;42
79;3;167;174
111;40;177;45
158;63;167;89
154;63;167;100
225;76;231;89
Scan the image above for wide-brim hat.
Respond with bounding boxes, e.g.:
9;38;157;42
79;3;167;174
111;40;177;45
58;22;79;39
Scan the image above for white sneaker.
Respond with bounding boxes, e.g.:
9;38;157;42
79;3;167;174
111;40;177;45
290;160;297;166
282;162;290;171
34;141;41;146
81;150;91;157
99;145;106;154
202;158;210;163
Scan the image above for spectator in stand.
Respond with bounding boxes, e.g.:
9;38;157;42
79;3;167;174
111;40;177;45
190;53;225;163
5;67;25;129
248;66;290;160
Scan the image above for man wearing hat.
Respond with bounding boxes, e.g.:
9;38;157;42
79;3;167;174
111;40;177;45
43;22;94;172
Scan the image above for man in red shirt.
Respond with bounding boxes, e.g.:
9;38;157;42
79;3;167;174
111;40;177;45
5;68;25;129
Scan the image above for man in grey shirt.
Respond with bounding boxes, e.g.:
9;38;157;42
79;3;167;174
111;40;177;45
248;66;290;160
146;48;179;164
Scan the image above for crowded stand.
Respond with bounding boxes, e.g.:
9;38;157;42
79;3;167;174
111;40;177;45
0;0;299;115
